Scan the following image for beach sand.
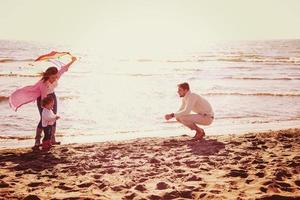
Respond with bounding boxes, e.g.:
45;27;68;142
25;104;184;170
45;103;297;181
0;128;299;200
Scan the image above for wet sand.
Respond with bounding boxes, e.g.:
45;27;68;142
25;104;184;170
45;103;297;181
0;128;299;200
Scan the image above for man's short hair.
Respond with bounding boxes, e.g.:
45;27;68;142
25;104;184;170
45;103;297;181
42;96;54;107
178;82;190;91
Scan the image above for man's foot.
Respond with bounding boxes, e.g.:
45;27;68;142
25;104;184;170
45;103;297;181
193;129;205;141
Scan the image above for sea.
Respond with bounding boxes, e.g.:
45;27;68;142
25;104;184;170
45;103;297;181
1;39;300;148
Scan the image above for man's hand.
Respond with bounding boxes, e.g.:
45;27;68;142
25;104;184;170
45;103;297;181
165;113;174;120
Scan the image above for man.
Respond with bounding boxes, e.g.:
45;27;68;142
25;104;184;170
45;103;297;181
165;82;214;140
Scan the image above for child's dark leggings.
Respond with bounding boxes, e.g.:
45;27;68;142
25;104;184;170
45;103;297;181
43;125;52;141
37;93;57;129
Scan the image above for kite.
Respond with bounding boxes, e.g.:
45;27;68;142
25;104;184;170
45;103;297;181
35;51;71;62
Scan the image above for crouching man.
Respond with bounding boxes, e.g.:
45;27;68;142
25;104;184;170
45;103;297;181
165;82;214;140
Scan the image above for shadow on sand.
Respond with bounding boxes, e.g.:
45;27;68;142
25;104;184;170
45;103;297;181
186;138;226;156
0;149;66;172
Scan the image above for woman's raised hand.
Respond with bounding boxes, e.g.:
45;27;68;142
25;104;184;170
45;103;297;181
71;56;77;62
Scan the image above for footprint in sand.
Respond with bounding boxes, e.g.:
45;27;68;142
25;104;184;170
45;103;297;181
28;182;43;187
156;182;170;190
186;175;202;182
174;169;185;173
260;186;267;193
245;179;254;184
149;157;161;164
259;195;300;200
123;192;136;200
163;191;180;199
93;174;102;179
295;180;300;187
111;185;127;192
184;160;200;168
252;158;265;164
57;184;73;191
148;194;162;200
276;181;293;192
138;177;148;183
173;161;181;166
255;172;265;178
226;169;248;178
77;182;93;188
134;184;147;192
23;195;41;200
0;180;9;188
274;169;292;181
255;164;266;169
209;189;221;194
0;174;7;179
179;190;194;198
97;182;108;191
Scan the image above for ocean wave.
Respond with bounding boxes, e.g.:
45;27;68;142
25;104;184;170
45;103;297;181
215;56;300;65
0;95;78;103
217;115;262;120
204;92;300;97
224;77;300;81
59;96;79;100
166;60;193;63
251;116;300;124
0;96;9;103
0;73;40;77
0;135;33;140
0;58;34;63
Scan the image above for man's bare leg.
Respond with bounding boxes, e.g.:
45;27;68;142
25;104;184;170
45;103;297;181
176;116;205;141
193;127;205;140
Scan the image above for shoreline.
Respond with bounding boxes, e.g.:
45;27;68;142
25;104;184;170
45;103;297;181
0;128;299;199
1;122;300;149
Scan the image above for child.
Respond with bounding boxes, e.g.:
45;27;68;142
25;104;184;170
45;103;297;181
41;96;60;150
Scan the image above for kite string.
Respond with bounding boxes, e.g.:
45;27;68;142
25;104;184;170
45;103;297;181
49;59;65;68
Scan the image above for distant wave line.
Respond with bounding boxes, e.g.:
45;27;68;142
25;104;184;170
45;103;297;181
204;92;300;97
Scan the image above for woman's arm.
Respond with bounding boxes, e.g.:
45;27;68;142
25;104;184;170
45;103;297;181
57;56;77;79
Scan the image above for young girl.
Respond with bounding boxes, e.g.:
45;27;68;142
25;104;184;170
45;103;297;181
9;55;77;148
41;96;60;150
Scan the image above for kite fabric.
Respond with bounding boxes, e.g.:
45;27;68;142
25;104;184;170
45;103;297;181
9;51;72;111
35;51;71;62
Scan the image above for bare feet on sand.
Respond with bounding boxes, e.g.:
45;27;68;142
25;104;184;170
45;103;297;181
192;129;205;141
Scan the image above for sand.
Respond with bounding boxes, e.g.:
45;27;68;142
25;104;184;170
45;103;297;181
0;128;299;200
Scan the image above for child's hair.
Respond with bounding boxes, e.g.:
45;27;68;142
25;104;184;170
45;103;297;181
42;96;54;107
41;67;58;82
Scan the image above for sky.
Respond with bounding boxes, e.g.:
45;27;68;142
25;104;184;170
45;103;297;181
1;0;300;53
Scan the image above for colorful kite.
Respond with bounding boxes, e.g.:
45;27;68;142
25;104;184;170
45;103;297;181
35;51;71;62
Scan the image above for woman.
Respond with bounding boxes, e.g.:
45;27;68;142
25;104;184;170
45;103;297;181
9;56;77;148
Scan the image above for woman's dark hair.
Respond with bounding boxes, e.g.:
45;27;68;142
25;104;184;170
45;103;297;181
42;96;54;107
41;67;58;82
